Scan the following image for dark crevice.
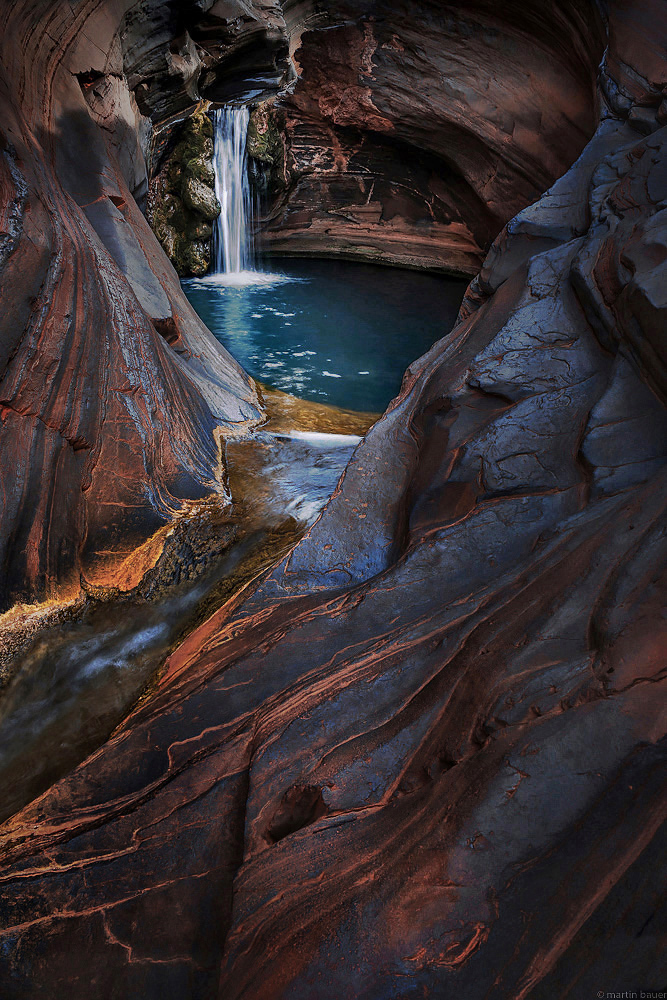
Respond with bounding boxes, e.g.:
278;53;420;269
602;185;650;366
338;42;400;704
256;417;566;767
265;784;329;844
635;910;656;938
216;763;252;973
76;69;105;89
152;317;189;355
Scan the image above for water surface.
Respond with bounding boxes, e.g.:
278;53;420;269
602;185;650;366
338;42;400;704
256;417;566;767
0;416;359;823
184;259;468;412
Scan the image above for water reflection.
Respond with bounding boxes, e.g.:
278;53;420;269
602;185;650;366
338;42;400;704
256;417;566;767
184;259;468;413
0;414;365;824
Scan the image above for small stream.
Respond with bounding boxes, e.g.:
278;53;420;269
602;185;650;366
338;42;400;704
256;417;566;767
0;104;468;826
0;259;467;822
0;413;364;823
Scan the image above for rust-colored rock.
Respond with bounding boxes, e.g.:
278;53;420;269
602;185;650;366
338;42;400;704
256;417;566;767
0;2;666;999
257;1;606;274
0;1;299;609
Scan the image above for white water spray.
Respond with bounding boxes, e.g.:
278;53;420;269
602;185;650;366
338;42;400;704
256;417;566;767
212;106;254;275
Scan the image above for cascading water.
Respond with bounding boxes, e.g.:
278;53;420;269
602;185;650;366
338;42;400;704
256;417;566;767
212;106;254;276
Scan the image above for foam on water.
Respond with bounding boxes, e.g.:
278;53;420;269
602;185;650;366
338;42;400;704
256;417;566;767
273;430;363;448
187;270;299;288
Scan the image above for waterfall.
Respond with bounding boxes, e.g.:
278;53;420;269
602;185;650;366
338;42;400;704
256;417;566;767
212;106;254;275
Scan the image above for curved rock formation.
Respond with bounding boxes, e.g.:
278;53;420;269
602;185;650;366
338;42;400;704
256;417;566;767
257;0;607;274
0;0;305;609
0;0;613;611
0;1;666;999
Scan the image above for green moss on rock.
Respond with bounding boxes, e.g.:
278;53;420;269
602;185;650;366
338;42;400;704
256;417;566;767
185;155;216;187
182;176;220;220
147;102;220;277
178;240;211;277
186;220;213;241
248;103;285;185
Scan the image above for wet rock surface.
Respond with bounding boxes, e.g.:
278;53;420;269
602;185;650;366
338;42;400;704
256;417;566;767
0;0;318;611
147;105;220;276
0;0;294;611
247;101;286;197
0;387;370;849
0;1;666;999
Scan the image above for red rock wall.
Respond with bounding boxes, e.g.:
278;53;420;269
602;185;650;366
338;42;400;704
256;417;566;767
259;0;606;273
0;2;665;998
0;1;283;609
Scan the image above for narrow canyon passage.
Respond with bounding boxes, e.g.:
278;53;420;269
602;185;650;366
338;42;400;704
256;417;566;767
0;2;665;999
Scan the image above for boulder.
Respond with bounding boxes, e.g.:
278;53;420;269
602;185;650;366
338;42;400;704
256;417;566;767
182;175;222;219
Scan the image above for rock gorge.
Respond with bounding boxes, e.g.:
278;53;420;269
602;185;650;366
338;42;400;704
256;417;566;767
254;1;606;274
0;1;665;999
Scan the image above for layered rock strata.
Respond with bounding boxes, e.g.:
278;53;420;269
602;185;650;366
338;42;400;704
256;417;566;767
257;0;607;274
0;0;301;610
0;2;665;999
0;0;612;610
